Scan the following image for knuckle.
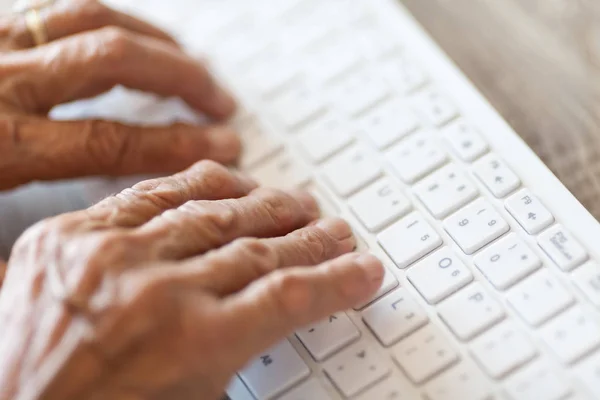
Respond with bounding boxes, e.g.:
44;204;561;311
234;238;278;273
267;271;312;318
77;0;112;23
293;228;328;264
255;188;298;228
85;120;133;173
180;200;238;235
97;26;135;63
188;160;237;197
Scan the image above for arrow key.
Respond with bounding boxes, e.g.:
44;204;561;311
506;189;554;235
323;341;391;397
473;154;521;198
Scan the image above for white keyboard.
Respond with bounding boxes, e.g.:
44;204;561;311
64;0;600;399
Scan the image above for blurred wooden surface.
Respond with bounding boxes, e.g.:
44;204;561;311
400;0;600;218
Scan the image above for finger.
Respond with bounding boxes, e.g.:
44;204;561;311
5;0;177;50
0;118;241;191
217;253;384;365
3;27;235;118
0;259;6;288
144;218;356;295
133;188;322;260
84;161;256;228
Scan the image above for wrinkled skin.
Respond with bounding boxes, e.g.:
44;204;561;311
0;161;384;399
0;0;241;191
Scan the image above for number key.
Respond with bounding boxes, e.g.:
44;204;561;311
443;198;510;254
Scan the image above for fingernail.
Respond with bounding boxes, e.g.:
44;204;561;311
316;218;353;241
354;253;385;283
290;190;320;218
205;128;241;163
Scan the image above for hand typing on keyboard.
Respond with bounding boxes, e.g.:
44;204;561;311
0;0;240;192
0;161;384;400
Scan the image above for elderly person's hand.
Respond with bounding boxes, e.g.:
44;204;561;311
0;0;240;191
0;161;384;400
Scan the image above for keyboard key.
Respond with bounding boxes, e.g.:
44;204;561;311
504;360;573;400
578;350;600;398
381;54;429;94
297;114;354;163
387;131;448;184
323;342;390;397
243;54;301;99
357;98;420;149
423;362;493;400
305;182;338;217
249;151;311;189
411;88;459;127
270;84;327;130
237;117;284;168
414;164;479;219
355;374;416;400
304;37;363;84
470;321;538;379
438;282;505;340
378;212;443;269
226;374;255;400
296;313;360;361
538;225;588;272
442;119;489;162
571;261;600;308
362;287;429;346
507;269;575;327
329;68;390;116
278;378;332;400
540;305;600;364
323;145;382;197
443;198;510;254
354;263;399;310
505;189;554;235
349;177;412;232
239;339;310;400
474;233;542;290
391;324;459;384
473;154;521;198
407;247;473;304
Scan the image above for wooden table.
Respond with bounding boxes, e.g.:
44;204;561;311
400;0;600;219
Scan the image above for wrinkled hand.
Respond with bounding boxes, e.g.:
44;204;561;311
0;0;240;191
0;161;384;400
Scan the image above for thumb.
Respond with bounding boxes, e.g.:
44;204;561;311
0;117;241;190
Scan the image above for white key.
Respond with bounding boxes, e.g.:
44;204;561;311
414;164;479;219
362;287;429;346
323;342;390;397
443;198;510;254
578;350;600;398
306;183;338;217
378;212;443;269
304;37;364;84
470;321;538;379
407;247;473;304
355;374;417;400
411;88;459;127
278;378;332;400
249;151;311;189
572;261;600;308
354;263;399;310
538;225;588;272
239;339;310;400
322;145;382;197
442;119;489;162
296;313;360;361
297;114;354;163
243;55;301;98
423;362;493;400
227;374;255;400
505;189;554;235
270;84;327;130
329;68;389;116
540;305;600;364
474;233;542;290
381;55;429;94
387;131;448;184
507;269;575;327
349;178;412;232
473;154;521;198
357;98;420;149
438;282;505;340
504;360;573;400
237;117;284;168
391;324;459;384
